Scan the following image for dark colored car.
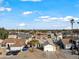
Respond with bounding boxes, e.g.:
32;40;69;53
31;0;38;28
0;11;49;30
6;50;20;56
22;45;28;51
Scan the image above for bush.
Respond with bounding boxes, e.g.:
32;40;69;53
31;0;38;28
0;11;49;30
0;28;8;40
29;48;34;52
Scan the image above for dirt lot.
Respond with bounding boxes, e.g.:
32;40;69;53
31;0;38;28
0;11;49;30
0;49;79;59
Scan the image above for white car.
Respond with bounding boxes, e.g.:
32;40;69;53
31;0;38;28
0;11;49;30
65;44;72;49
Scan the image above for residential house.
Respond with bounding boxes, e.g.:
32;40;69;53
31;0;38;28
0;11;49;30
18;32;31;39
8;31;32;39
44;44;56;52
39;38;56;52
8;32;17;39
51;33;56;39
1;38;26;51
57;32;63;39
0;39;3;47
35;32;48;40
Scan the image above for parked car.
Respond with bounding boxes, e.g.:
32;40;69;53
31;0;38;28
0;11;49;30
22;45;28;51
6;50;20;55
65;44;72;49
69;39;79;55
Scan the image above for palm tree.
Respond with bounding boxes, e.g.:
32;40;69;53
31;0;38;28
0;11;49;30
28;40;39;52
30;40;39;47
70;19;74;30
70;19;75;55
70;19;75;40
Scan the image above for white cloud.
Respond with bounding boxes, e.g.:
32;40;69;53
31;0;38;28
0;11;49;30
18;23;26;27
64;16;79;21
6;8;12;11
22;11;33;15
21;0;42;2
36;16;79;22
0;7;5;11
51;25;66;28
39;16;50;19
65;26;71;29
52;25;59;27
0;7;12;12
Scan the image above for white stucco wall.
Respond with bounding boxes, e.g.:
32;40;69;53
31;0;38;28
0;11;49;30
44;44;56;52
8;35;17;39
10;47;23;51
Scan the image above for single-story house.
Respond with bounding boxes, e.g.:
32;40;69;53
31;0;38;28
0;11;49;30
57;33;63;39
8;32;17;39
43;40;56;52
35;32;48;40
44;44;56;52
8;31;32;39
18;32;32;39
1;38;26;51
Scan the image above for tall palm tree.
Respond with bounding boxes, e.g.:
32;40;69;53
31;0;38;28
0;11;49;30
70;19;74;30
70;19;75;55
70;19;75;40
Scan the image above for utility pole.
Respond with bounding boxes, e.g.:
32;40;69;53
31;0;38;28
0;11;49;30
77;22;79;39
17;28;19;39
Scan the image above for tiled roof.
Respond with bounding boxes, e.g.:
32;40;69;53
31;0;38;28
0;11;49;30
2;38;25;47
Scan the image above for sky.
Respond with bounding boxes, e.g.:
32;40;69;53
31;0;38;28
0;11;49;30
0;0;79;30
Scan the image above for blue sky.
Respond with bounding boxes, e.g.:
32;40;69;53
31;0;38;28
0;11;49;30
0;0;79;30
